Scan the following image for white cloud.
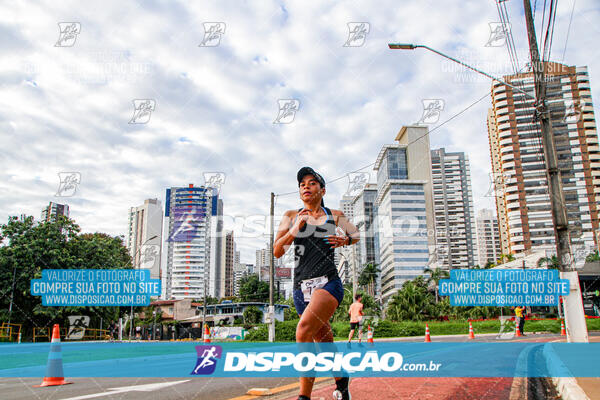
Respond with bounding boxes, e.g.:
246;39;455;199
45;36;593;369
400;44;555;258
1;0;599;263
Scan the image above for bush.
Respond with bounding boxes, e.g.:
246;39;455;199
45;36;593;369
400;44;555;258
244;320;298;341
243;306;262;325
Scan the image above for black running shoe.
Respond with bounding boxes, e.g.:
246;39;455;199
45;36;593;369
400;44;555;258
332;377;351;400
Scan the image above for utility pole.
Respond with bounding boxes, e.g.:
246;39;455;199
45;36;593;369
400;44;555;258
523;0;588;342
202;275;207;333
268;192;276;342
351;245;358;299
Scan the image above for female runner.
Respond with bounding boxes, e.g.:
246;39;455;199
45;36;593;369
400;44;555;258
274;167;359;400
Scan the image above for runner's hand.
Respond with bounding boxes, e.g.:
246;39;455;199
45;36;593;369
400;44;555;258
291;208;310;233
324;235;348;249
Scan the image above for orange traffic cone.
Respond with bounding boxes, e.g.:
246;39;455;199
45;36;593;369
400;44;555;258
203;325;211;343
515;320;522;337
468;321;475;339
34;324;72;387
424;324;431;342
367;325;374;345
560;320;566;336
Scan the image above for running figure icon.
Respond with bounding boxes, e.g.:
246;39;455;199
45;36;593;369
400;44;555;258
191;345;222;375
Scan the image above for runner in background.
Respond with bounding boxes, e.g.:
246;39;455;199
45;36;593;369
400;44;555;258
347;294;364;346
274;167;360;400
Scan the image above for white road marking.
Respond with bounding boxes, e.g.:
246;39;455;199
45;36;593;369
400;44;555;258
58;380;190;400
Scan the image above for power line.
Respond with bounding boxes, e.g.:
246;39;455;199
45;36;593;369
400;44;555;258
561;0;576;62
275;92;491;198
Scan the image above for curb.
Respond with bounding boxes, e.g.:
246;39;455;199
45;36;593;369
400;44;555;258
543;342;590;400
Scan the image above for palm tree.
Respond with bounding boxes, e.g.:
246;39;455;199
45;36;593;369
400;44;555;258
497;253;515;265
423;267;449;303
358;263;380;297
387;279;435;321
586;250;600;263
537;255;560;269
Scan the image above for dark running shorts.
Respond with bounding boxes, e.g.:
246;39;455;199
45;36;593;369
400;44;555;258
293;278;344;316
350;322;361;330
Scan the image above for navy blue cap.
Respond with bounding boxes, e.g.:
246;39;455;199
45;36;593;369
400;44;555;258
297;167;325;188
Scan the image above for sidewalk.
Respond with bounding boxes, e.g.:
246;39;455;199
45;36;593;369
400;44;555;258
574;335;600;400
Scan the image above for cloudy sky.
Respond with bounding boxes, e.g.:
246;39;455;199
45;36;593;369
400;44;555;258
1;0;599;263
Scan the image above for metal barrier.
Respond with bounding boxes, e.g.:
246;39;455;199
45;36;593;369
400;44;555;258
33;327;52;342
0;323;22;342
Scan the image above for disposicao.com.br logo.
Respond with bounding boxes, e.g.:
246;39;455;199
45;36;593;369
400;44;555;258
189;343;443;377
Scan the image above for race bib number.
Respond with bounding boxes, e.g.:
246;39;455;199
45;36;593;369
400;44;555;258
301;275;328;302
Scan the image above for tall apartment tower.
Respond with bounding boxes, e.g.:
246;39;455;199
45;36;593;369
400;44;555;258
476;209;502;266
351;184;378;266
163;184;223;300
430;148;477;269
221;231;235;297
336;195;357;279
488;62;600;255
374;142;430;305
41;202;70;222
127;198;163;280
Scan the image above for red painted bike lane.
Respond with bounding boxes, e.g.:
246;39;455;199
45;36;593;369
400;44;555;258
289;377;514;400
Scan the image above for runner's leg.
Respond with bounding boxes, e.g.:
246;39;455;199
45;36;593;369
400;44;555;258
296;289;339;397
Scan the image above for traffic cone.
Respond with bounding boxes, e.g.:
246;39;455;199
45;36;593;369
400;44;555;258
424;324;431;342
34;324;72;387
515;320;522;337
367;325;374;345
468;321;475;339
203;325;211;343
560;320;566;336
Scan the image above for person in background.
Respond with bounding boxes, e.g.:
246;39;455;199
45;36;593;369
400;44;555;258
515;305;526;336
348;294;364;345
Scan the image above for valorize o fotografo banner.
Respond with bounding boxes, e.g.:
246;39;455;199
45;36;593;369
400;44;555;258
30;269;161;306
439;269;569;306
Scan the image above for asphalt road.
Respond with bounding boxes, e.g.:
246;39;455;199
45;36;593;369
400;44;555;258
0;332;592;400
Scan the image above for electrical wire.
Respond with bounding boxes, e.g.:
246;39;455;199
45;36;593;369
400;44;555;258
561;0;576;62
275;92;491;198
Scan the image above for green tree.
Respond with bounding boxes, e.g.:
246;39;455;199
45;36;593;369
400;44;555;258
537;255;560;269
586;250;600;263
238;274;269;302
497;253;515;265
243;306;263;324
423;267;449;303
0;215;133;338
358;263;380;297
386;277;437;321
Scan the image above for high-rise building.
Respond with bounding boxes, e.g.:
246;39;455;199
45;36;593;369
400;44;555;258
488;62;600;256
351;183;379;293
374;142;430;305
127;198;163;280
233;262;246;296
430;148;477;269
476;209;502;266
163;184;223;300
339;195;355;218
221;231;235;297
41;202;70;222
256;245;280;281
335;195;357;277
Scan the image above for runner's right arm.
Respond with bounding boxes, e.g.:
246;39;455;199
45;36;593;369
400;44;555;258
273;209;309;258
